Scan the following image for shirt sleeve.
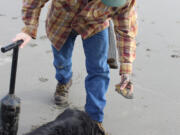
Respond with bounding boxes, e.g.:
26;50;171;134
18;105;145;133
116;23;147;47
112;0;138;75
21;0;49;39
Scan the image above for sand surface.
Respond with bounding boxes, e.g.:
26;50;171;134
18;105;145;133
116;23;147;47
0;0;180;135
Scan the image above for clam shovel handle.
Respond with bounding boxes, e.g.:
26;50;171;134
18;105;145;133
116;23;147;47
1;40;24;53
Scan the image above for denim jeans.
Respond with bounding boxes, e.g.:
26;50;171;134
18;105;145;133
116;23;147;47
51;29;110;122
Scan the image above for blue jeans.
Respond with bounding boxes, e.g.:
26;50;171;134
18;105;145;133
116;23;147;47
51;29;110;122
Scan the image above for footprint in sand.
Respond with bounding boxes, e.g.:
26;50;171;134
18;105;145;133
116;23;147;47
0;57;11;66
171;54;180;58
155;33;164;37
146;48;151;57
143;105;149;109
29;43;38;48
136;42;141;47
39;35;47;40
146;48;151;52
30;125;41;131
11;17;18;20
73;72;83;84
136;67;142;71
46;50;52;54
39;117;47;121
172;50;180;53
141;19;145;22
7;53;13;57
0;14;6;17
39;77;48;82
132;73;136;77
150;21;155;24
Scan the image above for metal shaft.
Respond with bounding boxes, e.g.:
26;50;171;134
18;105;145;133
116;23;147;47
9;47;19;95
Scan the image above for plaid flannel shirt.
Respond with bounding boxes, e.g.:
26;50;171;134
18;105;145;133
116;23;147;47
22;0;138;75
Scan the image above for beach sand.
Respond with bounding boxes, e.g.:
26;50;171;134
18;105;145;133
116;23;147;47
0;0;180;134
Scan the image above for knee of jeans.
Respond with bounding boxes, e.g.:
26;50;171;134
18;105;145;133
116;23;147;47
86;63;109;74
54;61;72;70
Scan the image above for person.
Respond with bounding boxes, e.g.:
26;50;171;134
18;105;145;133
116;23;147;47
13;0;138;134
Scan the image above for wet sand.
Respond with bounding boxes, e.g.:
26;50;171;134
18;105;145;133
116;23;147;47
0;0;180;134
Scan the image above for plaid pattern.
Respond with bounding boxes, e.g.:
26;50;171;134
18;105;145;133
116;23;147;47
120;63;132;75
22;0;138;74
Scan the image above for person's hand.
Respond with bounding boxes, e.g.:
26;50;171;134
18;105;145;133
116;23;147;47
12;32;32;48
119;74;130;90
115;74;134;99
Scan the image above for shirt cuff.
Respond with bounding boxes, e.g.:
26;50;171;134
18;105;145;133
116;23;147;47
120;63;132;75
22;25;37;39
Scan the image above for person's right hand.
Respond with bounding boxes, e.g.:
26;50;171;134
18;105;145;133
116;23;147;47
12;32;32;48
115;74;134;99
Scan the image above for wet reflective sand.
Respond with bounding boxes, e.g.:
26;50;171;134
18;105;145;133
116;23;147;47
0;0;180;134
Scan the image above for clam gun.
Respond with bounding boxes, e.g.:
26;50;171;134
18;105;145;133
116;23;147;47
0;40;23;135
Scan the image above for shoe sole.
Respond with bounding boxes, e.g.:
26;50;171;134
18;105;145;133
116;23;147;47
54;99;69;107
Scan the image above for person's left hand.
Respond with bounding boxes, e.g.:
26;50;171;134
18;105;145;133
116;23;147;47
115;74;134;99
12;32;32;48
